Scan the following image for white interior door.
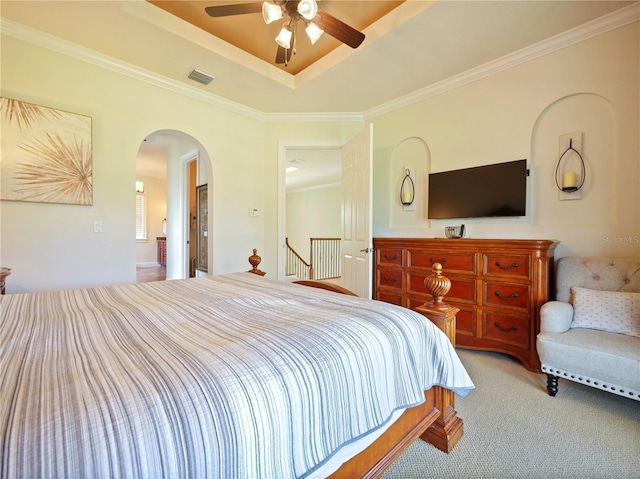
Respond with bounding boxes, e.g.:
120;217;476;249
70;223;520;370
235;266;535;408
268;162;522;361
341;124;373;298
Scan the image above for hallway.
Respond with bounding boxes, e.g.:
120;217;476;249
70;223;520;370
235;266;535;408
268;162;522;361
136;265;166;283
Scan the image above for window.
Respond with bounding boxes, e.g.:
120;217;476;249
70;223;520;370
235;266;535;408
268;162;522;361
136;192;147;241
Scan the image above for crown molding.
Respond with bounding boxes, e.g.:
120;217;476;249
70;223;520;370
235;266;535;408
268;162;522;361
0;18;363;123
363;3;640;120
263;111;363;123
2;2;638;124
0;18;270;122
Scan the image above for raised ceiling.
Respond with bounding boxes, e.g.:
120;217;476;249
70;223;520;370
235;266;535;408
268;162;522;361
147;1;404;75
1;1;636;115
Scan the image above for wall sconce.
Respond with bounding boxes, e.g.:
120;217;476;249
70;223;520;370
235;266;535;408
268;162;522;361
135;181;144;193
555;137;585;193
400;168;415;206
162;218;167;236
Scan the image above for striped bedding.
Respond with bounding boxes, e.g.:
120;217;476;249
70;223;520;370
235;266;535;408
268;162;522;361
0;272;473;478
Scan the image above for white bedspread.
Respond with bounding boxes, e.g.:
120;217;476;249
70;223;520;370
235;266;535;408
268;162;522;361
0;272;473;478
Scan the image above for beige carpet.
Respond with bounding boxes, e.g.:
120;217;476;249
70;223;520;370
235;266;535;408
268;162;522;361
382;349;640;479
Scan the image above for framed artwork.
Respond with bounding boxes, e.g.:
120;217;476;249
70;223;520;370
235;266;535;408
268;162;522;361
0;97;92;205
196;184;208;272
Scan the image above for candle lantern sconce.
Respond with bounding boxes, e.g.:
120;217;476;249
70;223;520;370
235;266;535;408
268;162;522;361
555;137;586;193
400;168;415;206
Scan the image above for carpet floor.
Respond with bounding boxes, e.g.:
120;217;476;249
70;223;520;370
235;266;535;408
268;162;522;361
382;349;640;479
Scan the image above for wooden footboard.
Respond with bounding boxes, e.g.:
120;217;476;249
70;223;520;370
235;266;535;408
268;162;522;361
299;270;464;477
292;280;358;296
328;316;463;478
328;388;441;478
248;252;464;478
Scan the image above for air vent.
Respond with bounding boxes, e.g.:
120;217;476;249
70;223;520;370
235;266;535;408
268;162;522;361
187;68;215;85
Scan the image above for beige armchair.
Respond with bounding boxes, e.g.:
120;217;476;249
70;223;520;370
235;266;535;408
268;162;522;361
536;257;640;401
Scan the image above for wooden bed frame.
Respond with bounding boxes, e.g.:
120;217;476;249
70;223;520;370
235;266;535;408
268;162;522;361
248;252;465;478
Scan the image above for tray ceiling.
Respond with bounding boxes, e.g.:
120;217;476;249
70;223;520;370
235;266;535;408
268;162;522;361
147;1;404;74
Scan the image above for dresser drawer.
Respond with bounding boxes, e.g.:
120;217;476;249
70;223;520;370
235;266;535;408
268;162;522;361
408;272;476;304
454;307;476;337
407;249;477;275
483;253;530;280
483;281;530;313
376;291;404;307
482;312;529;349
376;248;403;267
376;267;403;291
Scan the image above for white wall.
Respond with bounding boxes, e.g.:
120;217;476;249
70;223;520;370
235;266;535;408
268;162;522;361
286;185;342;260
1;34;267;292
371;22;639;261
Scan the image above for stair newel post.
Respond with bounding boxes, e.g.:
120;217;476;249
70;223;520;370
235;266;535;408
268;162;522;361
416;262;464;453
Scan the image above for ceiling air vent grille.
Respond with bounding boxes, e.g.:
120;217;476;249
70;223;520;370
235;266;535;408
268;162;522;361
187;68;215;85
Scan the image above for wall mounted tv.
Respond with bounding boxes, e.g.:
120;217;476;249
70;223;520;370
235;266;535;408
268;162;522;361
428;159;528;219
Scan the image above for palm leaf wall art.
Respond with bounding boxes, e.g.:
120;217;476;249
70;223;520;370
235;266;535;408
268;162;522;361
0;97;92;205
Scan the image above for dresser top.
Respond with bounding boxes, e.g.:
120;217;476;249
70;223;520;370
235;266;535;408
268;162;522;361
374;237;559;251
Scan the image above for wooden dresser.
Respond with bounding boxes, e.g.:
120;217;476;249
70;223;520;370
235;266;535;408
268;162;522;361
157;237;167;267
373;238;558;371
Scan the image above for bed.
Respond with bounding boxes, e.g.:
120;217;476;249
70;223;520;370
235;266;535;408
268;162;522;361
0;264;473;478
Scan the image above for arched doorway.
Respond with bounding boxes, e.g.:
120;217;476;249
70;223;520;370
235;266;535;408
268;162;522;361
136;130;212;280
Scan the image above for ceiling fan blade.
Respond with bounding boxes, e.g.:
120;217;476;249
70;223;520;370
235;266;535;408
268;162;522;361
205;2;263;17
312;9;365;49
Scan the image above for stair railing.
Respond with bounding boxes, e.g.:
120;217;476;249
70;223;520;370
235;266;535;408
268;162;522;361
286;238;312;280
310;237;341;280
286;237;341;280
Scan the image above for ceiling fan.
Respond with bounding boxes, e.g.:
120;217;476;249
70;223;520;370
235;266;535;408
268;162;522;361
205;1;366;66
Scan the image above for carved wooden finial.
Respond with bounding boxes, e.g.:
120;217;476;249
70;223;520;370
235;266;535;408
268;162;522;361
423;262;452;310
248;249;266;276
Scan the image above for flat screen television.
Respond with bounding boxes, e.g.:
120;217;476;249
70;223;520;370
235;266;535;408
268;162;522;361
428;159;528;219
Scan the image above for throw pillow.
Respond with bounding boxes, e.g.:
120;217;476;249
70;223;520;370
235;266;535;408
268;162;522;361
571;287;640;337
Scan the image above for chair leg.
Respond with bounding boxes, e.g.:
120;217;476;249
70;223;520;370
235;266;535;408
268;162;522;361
546;374;558;397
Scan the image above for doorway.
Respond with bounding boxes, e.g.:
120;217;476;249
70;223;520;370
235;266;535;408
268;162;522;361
277;127;373;297
277;140;342;281
136;130;212;280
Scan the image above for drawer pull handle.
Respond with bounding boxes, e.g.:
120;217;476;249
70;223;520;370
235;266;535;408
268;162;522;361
494;322;518;333
494;291;519;301
495;261;519;270
384;254;398;261
429;257;447;263
383;275;399;284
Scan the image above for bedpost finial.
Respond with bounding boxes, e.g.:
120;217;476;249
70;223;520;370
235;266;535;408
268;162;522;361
423;262;452;310
248;249;266;276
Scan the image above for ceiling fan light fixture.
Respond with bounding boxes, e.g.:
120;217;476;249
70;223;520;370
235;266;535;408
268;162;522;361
262;2;283;24
297;0;318;21
275;26;293;49
305;22;323;44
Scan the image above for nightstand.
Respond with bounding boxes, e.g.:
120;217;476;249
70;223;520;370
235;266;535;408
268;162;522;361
0;267;11;295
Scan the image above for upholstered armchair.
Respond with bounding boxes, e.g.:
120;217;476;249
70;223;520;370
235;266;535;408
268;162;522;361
536;257;640;401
